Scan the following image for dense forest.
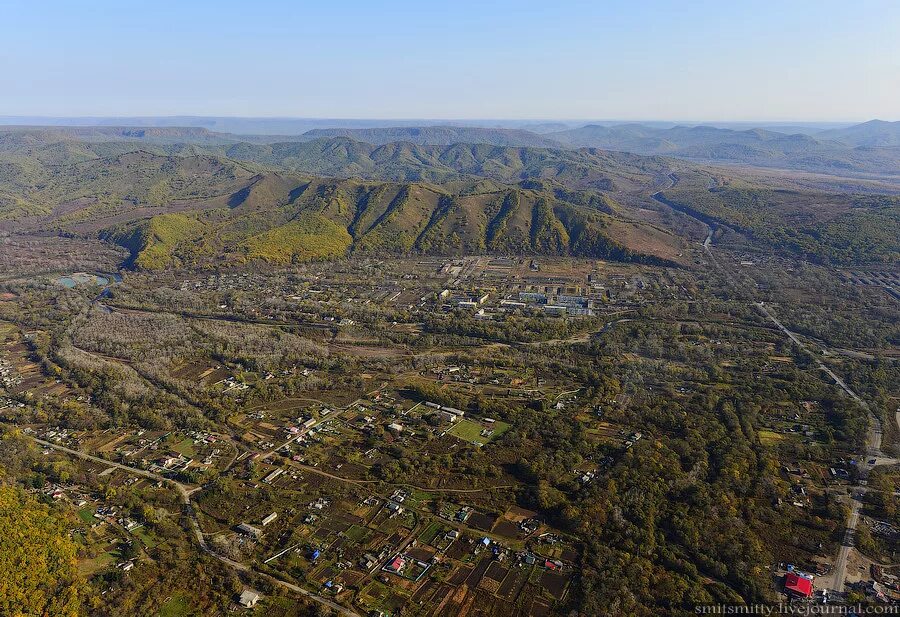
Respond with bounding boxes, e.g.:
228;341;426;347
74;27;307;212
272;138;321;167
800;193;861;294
0;483;81;616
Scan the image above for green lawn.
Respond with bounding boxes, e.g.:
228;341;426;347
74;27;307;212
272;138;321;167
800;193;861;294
358;580;408;614
158;592;196;617
132;527;158;548
758;430;787;446
345;524;369;542
410;489;433;502
77;507;96;525
418;521;442;545
170;437;196;457
77;550;117;577
254;597;306;616
448;419;511;445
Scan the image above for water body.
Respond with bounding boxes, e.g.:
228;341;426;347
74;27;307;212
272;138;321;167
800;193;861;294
53;272;114;288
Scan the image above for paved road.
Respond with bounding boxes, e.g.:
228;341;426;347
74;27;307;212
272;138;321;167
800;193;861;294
652;180;893;595
28;435;360;617
32;436;181;486
831;495;862;593
826;420;900;593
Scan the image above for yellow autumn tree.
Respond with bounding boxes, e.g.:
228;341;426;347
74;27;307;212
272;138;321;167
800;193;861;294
0;486;81;616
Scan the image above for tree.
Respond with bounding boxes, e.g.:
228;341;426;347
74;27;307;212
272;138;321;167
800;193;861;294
0;485;81;616
856;525;876;555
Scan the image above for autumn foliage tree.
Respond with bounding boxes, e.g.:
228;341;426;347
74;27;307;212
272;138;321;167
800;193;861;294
0;485;81;616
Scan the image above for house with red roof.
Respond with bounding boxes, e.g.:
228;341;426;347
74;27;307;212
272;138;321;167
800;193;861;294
784;572;813;599
386;556;405;573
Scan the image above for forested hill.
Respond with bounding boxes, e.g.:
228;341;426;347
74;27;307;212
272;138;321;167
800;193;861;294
209;138;675;191
0;484;81;617
816;119;900;147
4;119;900;179
97;172;682;269
659;183;900;265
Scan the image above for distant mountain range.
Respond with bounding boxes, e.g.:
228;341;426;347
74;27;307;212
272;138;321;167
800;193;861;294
0;116;854;135
0;116;584;136
815;119;900;147
546;121;900;173
310;121;900;177
0;128;671;192
303;126;561;148
4;118;895;178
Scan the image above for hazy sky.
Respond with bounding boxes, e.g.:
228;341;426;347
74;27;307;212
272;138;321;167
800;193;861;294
2;0;898;121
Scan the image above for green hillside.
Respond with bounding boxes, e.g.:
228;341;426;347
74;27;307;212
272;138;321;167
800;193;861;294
97;174;677;269
0;146;256;226
5;128;895;268
241;213;353;262
103;213;207;269
0;130;668;196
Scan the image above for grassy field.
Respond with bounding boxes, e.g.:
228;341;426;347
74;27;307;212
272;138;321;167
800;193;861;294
418;521;443;545
758;430;787;446
133;527;158;548
77;507;96;525
170;437;197;457
77;550;117;577
448;419;511;446
158;592;196;617
345;524;369;542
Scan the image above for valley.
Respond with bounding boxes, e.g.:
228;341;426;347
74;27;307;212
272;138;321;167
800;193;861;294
0;123;897;616
3;2;899;614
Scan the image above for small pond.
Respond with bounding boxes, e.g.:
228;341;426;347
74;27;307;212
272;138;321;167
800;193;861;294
53;272;116;288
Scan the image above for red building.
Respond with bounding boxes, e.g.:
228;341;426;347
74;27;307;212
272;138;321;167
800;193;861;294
386;556;405;573
784;573;813;598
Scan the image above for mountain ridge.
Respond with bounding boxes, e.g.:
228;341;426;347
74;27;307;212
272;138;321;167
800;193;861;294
3;121;898;179
96;171;684;269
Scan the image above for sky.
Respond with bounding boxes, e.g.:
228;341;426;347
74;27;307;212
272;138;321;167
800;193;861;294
2;0;898;122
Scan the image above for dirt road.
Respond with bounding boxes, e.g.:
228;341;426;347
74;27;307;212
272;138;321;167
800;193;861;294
28;435;360;616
